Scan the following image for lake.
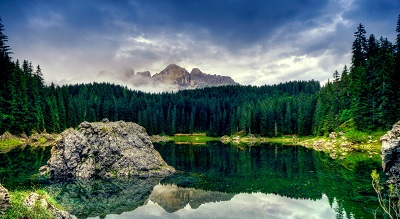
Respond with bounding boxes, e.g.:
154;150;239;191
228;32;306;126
0;142;383;219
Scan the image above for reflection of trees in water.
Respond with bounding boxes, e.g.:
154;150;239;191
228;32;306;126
155;142;382;219
0;145;51;189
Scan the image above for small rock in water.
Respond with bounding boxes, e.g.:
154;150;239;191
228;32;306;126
22;192;40;208
0;184;11;214
329;132;337;139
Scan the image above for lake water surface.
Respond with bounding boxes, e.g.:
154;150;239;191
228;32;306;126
0;142;383;219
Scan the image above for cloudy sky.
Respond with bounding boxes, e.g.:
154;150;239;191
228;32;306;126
0;0;399;87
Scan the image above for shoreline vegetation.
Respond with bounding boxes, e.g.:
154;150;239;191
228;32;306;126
1;128;384;160
151;128;384;161
0;132;58;153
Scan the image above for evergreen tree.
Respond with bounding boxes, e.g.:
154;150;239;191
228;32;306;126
339;65;350;117
57;91;67;129
350;24;372;130
0;18;13;133
395;14;400;117
396;14;400;65
283;102;292;134
374;37;397;128
352;23;367;67
366;34;379;60
333;70;340;83
0;17;11;56
312;97;323;135
350;66;371;130
66;97;77;128
9;61;29;134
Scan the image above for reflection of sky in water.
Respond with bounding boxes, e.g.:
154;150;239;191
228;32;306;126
90;193;345;219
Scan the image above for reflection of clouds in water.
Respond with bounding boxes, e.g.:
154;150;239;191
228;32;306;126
98;193;343;219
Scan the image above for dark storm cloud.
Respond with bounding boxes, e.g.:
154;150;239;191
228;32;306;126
343;0;400;40
0;0;399;88
2;0;330;48
120;0;329;48
345;0;400;19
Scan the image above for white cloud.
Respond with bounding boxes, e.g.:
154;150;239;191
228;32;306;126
28;11;64;28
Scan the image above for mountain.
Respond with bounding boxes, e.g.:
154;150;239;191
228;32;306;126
149;184;234;213
97;64;239;92
152;64;239;89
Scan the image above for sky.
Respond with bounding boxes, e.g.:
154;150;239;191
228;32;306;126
0;0;399;88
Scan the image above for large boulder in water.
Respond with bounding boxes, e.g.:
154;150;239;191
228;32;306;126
41;120;175;180
381;121;400;183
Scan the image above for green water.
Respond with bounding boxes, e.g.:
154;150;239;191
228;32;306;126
0;142;383;219
0;145;51;189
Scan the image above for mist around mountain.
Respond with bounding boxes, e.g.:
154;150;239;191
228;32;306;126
97;64;239;92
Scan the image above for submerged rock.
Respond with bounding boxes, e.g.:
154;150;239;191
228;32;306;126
45;178;162;218
41;120;175;180
381;121;400;183
0;184;11;214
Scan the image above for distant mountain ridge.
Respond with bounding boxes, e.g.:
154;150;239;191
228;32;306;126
98;64;239;92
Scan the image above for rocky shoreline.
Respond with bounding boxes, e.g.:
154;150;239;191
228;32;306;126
380;121;400;184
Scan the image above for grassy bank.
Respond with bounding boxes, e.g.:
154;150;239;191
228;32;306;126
0;138;22;152
149;128;386;159
0;133;58;153
3;189;61;219
297;130;384;159
218;128;386;162
150;133;220;144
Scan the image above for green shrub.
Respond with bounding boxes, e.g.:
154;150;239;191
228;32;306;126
101;126;108;133
0;138;21;150
38;136;47;144
371;170;400;219
340;110;352;124
344;130;369;143
338;118;355;132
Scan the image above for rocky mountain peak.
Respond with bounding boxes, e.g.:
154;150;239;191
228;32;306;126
97;64;239;92
190;68;203;75
153;64;190;86
136;71;151;78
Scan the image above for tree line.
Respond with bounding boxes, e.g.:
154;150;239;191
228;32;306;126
0;16;399;137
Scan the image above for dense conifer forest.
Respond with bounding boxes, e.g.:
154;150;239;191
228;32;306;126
1;16;400;137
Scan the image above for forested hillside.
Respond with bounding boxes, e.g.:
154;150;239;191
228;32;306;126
1;16;399;137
